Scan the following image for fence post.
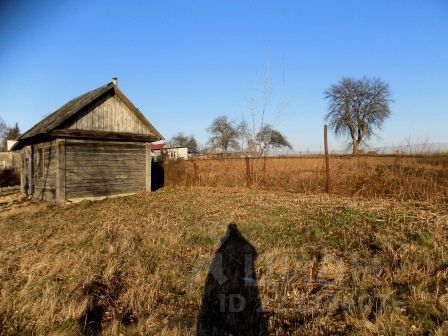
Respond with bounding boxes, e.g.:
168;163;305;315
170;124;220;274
245;157;252;188
324;125;331;193
262;156;267;186
193;162;199;186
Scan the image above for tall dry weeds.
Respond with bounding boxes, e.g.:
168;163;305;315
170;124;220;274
164;155;448;202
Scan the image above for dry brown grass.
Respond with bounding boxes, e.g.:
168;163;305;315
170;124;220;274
1;187;447;335
164;155;448;203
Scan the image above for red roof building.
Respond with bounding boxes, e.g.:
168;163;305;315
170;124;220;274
150;143;168;151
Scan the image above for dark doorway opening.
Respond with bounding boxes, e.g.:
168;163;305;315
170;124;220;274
151;160;164;191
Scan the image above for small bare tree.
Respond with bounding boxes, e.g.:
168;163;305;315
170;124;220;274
241;61;289;156
324;77;392;154
256;124;292;152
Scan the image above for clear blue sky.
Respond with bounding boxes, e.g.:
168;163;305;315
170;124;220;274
1;0;447;152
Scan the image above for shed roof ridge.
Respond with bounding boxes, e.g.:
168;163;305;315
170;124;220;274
12;81;164;150
18;82;113;141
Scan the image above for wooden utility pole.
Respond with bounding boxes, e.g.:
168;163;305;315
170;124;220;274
324;125;331;193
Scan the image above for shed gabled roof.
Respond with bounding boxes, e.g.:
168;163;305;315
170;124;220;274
12;81;163;150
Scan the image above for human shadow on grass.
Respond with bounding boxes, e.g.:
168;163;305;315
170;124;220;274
197;223;267;336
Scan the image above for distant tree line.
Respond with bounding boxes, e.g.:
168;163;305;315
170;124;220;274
169;133;198;153
0;118;20;152
169;75;392;156
169;115;292;157
206;116;292;156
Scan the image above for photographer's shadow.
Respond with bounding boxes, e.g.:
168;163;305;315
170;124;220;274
197;224;267;336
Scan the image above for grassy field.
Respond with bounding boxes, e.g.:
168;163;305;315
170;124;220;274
1;187;448;335
165;155;448;203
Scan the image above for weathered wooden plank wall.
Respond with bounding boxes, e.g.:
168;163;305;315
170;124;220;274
65;140;146;199
32;141;58;202
145;144;151;191
20;146;32;195
67;92;151;134
56;139;66;202
20;152;25;193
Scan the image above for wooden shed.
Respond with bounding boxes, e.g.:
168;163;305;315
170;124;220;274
12;78;163;202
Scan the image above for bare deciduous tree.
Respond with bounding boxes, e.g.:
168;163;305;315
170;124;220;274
170;132;198;153
324;77;392;154
207;116;240;155
0;118;7;147
241;61;289;156
256;124;292;152
0;120;20;151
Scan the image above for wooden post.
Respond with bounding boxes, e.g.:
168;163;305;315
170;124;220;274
29;145;34;196
20;152;26;194
145;143;152;192
262;156;267;186
193;162;199;186
324;125;331;193
245;156;252;188
56;139;66;203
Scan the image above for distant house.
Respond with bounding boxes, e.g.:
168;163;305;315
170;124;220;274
0;152;20;169
0;140;20;170
163;147;189;160
6;140;17;151
151;143;188;161
12;78;164;202
150;142;169;161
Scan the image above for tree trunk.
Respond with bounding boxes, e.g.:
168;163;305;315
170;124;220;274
352;141;359;155
352;137;363;154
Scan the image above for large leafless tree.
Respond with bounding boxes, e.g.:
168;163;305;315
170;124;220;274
207;116;240;155
324;77;392;154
